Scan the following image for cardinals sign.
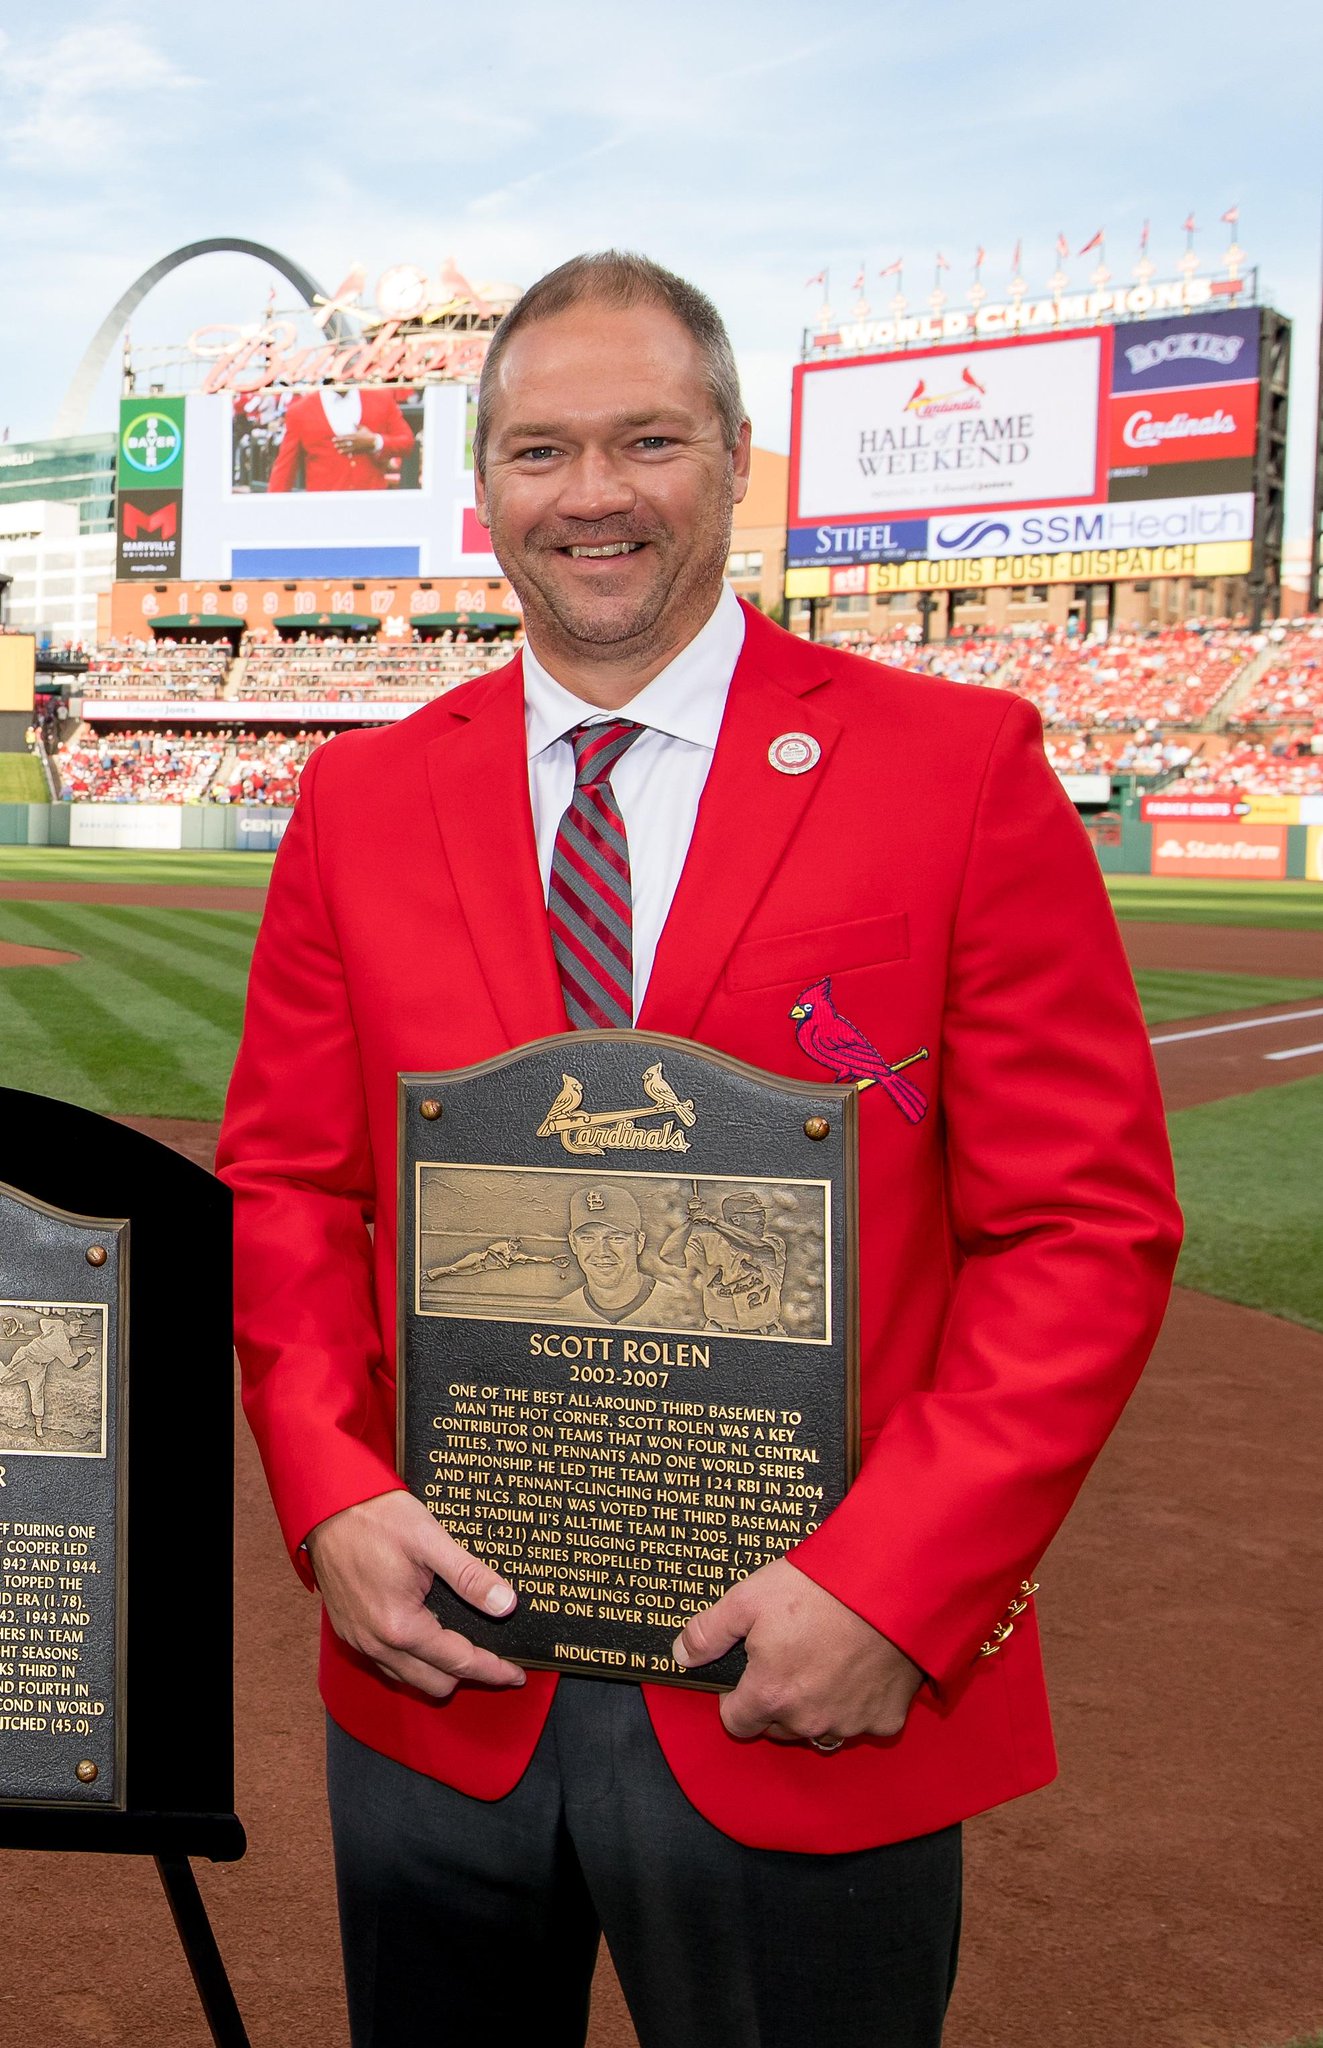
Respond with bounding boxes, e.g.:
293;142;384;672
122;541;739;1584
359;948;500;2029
398;1033;859;1689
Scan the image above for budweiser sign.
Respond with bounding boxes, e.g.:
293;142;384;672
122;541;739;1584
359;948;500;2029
194;319;493;395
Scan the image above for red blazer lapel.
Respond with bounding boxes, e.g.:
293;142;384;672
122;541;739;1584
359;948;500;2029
639;610;842;1041
424;657;568;1046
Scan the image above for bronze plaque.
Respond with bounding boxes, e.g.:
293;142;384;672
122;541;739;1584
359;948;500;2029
399;1032;857;1689
0;1184;126;1805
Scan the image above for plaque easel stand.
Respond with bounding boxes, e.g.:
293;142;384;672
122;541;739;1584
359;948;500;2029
0;1088;249;2047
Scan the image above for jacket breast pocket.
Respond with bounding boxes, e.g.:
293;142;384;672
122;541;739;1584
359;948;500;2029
723;911;909;996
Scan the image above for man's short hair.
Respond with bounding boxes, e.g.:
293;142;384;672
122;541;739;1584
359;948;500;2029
473;250;746;475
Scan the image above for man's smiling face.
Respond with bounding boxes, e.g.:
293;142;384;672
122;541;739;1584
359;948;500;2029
475;297;750;673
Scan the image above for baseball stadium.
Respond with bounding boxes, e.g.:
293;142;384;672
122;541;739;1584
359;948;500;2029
0;223;1320;2048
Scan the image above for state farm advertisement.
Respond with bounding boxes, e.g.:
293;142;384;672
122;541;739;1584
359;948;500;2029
1108;382;1258;469
1151;823;1287;879
792;331;1106;523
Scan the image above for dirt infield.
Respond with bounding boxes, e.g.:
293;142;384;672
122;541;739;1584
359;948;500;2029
0;939;80;967
1121;920;1323;977
0;880;265;912
1149;999;1323;1108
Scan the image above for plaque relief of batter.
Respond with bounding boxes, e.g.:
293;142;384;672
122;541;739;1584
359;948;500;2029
0;1301;106;1456
416;1166;828;1341
660;1186;789;1336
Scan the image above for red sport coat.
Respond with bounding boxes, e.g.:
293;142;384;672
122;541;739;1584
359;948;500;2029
217;601;1181;1854
266;389;414;493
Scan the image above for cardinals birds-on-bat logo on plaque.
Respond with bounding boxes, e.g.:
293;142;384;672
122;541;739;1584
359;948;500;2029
790;979;929;1125
536;1061;698;1155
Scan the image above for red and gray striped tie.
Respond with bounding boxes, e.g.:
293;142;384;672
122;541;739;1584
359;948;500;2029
549;719;643;1029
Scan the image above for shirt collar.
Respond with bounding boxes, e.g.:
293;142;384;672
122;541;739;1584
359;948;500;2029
523;581;745;760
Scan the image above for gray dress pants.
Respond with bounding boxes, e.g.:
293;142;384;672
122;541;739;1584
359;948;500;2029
327;1678;961;2048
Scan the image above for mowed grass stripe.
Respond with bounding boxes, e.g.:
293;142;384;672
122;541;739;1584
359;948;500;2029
72;903;261;974
0;848;274;889
1107;876;1323;930
0;954;218;1117
1169;1073;1323;1333
1132;968;1323;1024
0;902;249;1040
0;902;248;1116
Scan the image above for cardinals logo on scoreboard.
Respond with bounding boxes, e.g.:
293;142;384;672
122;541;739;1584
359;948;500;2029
790;978;929;1125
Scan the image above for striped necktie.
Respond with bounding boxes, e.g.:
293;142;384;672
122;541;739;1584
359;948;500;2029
549;719;643;1029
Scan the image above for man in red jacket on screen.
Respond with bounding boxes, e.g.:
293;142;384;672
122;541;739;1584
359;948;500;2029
218;251;1181;2048
265;380;415;492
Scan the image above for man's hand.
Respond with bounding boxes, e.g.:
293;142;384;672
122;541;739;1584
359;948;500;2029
672;1557;924;1746
305;1490;527;1701
332;428;382;457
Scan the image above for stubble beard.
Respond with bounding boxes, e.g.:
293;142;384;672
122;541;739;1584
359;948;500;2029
491;479;735;664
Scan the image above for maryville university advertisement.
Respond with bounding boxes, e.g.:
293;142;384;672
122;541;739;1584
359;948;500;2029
116;396;186;580
791;331;1107;524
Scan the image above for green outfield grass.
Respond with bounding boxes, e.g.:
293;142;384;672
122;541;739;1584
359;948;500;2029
0;846;273;888
0;757;48;803
1132;969;1323;1024
0;900;258;1118
1168;1074;1323;1332
1106;875;1323;930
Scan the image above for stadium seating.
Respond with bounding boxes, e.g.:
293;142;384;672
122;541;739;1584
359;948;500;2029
79;640;230;700
1228;622;1323;726
58;618;1323;800
55;728;227;802
987;626;1253;729
238;634;513;702
53;727;331;804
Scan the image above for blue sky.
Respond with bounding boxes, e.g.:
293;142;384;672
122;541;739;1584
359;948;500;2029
2;0;1321;537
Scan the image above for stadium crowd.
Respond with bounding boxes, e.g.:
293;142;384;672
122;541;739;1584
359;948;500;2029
53;727;330;805
79;640;230;700
40;615;1323;803
238;634;512;702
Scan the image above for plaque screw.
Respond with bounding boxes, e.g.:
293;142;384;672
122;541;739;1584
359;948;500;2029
803;1116;831;1141
419;1099;443;1122
85;1245;107;1267
75;1760;98;1784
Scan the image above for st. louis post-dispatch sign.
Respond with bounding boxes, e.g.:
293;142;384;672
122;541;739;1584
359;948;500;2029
785;539;1253;598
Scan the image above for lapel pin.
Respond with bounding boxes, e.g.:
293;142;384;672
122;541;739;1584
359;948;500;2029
768;732;821;776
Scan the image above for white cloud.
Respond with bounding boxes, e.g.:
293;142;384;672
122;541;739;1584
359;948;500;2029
0;20;198;171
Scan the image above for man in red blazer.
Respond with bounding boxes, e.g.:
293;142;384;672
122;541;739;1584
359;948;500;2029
218;254;1181;2048
266;382;414;492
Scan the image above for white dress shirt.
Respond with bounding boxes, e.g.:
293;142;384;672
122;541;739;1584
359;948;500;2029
318;385;383;453
523;581;746;1018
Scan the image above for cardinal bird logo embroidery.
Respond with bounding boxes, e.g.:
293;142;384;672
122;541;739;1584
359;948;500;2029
790;978;929;1124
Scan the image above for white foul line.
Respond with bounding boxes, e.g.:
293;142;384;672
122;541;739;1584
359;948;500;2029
1149;1006;1323;1047
1263;1040;1323;1063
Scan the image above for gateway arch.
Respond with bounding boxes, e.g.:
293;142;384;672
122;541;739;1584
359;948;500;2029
52;236;352;438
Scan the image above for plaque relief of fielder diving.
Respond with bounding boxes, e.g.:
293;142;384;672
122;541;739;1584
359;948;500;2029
399;1033;858;1691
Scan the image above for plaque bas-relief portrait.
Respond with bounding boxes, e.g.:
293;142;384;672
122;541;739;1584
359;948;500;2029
415;1166;832;1344
0;1301;108;1457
